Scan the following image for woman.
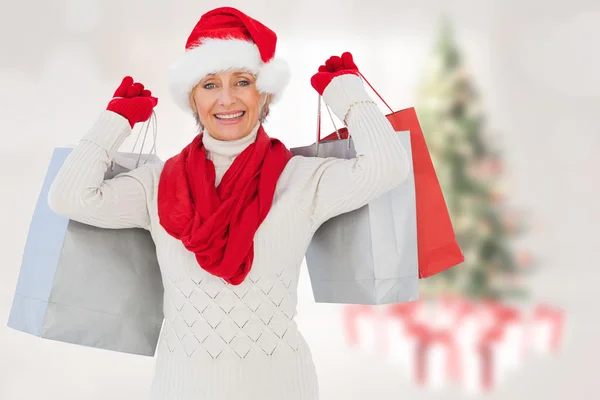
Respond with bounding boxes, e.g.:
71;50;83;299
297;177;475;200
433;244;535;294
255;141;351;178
48;6;409;400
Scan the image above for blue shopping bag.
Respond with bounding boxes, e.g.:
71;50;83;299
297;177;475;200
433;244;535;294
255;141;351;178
7;147;164;356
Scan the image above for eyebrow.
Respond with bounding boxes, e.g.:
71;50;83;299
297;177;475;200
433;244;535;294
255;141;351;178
204;71;252;78
199;72;253;86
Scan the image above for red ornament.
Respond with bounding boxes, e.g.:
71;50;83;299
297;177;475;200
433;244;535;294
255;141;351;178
490;190;504;204
490;159;503;175
502;213;519;233
517;251;533;267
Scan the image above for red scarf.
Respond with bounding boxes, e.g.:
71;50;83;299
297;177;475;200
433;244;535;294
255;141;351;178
157;126;292;285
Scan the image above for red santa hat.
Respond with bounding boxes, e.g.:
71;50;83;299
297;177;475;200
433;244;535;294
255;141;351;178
168;7;290;113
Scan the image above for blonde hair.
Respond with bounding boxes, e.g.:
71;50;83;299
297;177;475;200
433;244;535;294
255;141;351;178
189;82;272;133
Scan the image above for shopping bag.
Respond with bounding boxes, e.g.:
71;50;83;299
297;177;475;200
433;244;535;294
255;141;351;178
318;74;464;279
7;115;164;356
291;104;419;305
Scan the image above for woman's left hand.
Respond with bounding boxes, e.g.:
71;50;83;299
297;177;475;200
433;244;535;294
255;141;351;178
310;52;360;96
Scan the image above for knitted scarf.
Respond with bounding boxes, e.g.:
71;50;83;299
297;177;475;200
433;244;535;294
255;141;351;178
157;126;292;285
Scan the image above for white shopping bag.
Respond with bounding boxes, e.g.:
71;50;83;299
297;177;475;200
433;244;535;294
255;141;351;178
291;99;418;305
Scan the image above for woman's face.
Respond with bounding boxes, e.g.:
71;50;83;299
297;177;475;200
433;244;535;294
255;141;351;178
191;70;262;141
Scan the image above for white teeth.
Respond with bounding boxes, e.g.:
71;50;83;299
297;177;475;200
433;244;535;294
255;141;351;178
215;111;244;119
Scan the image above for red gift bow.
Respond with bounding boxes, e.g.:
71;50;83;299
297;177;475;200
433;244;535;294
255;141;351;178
386;301;419;319
476;301;526;390
343;305;384;348
405;321;460;385
344;305;371;346
532;304;564;352
344;302;420;353
483;301;523;328
477;323;505;391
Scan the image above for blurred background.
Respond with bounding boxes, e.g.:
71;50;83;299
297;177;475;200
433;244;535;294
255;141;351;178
1;0;598;399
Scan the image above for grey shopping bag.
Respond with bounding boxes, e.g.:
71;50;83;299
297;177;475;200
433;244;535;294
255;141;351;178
7;117;164;356
291;100;419;305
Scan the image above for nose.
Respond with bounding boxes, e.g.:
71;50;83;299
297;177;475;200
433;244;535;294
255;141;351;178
218;86;236;106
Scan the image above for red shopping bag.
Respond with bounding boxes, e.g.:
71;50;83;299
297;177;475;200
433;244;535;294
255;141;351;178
319;74;464;278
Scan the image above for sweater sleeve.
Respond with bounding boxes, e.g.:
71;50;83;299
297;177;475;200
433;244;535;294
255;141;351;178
47;110;154;231
294;74;410;228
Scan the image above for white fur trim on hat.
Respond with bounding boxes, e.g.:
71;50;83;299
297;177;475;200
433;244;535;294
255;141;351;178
168;38;290;113
256;57;290;104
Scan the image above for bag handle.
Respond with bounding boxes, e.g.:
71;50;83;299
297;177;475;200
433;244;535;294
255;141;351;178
316;72;395;147
359;72;395;114
130;110;158;168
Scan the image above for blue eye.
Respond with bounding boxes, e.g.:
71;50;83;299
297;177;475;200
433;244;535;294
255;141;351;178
203;83;216;89
237;80;250;86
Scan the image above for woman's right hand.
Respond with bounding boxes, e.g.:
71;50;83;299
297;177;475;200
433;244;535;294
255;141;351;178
106;76;158;128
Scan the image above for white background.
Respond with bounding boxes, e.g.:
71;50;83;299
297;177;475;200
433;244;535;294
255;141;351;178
1;0;599;399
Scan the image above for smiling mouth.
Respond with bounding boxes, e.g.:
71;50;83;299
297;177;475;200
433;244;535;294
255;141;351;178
214;111;245;120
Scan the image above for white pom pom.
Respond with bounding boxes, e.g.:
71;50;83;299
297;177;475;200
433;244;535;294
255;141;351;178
256;58;291;103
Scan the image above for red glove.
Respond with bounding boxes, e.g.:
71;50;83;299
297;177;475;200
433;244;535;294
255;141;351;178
106;76;158;128
310;52;360;96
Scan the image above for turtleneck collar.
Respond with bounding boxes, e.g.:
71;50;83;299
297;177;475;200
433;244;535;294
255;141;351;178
202;122;260;159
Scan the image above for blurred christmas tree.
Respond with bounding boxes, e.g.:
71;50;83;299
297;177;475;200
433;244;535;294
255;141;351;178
416;20;534;300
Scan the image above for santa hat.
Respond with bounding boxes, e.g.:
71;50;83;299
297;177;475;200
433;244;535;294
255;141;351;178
168;7;290;113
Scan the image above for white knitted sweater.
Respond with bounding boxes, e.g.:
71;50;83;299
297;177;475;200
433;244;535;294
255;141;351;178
47;74;410;400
